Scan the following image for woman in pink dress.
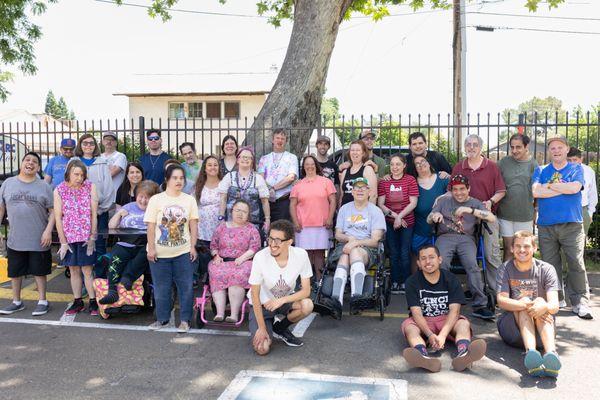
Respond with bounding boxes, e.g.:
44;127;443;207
208;199;261;323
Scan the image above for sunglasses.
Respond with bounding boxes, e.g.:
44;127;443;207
81;141;96;147
147;136;161;141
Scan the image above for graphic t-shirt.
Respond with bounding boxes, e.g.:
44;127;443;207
247;246;313;305
257;151;299;199
117;201;147;247
0;177;53;251
431;193;487;237
405;269;465;317
43;155;70;188
497;258;559;301
532;162;584;225
144;191;199;258
377;174;419;226
336;202;386;240
182;161;201;194
318;159;341;186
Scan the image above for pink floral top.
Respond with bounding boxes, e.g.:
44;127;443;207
57;180;93;243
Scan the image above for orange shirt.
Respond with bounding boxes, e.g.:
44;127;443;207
290;176;336;227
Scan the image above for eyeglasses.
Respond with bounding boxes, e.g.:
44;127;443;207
147;136;161;141
238;155;253;160
414;160;429;167
267;236;289;246
81;141;96;147
352;186;368;191
232;208;249;214
465;142;480;148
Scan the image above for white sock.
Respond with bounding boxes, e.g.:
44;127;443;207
13;300;22;306
38;300;48;306
350;261;366;296
332;266;348;306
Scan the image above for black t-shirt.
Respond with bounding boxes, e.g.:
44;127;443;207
406;150;452;177
405;269;465;317
300;159;340;186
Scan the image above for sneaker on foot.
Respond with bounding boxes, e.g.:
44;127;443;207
0;302;25;315
272;326;303;347
524;349;544;377
65;300;84;315
571;303;579;315
402;348;441;372
542;351;562;378
391;282;402;295
177;321;190;333
559;300;567;309
89;300;99;316
471;307;495;320
577;303;593;320
451;339;487;371
148;320;169;331
99;290;119;305
32;303;50;316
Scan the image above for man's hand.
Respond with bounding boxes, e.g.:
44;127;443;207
428;334;444;351
527;297;549;319
455;206;472;217
190;246;198;262
365;159;378;172
339;161;350;171
40;229;52;248
147;247;158;263
342;240;357;255
483;200;493;211
252;327;271;352
264;297;285;312
430;212;444;224
382;174;391;182
438;171;450;179
263;220;270;234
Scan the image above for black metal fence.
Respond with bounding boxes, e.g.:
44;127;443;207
1;112;599;244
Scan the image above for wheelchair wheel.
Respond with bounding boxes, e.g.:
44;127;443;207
379;296;385;321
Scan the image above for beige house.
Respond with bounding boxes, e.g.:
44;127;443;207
114;72;276;155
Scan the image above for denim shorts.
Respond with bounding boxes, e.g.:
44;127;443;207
62;242;97;267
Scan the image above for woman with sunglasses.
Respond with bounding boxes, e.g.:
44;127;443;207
115;162;145;209
70;133;115;278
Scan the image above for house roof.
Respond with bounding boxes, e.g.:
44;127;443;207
0;109;72;131
113;71;277;97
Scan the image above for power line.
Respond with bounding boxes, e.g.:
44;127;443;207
467;11;600;21
470;25;600;35
94;0;267;18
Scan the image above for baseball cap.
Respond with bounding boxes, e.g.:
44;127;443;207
360;129;377;140
450;174;469;188
60;138;76;148
103;131;117;139
316;135;331;145
547;136;568;146
351;177;370;188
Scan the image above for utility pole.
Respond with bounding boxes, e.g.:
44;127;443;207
453;0;466;155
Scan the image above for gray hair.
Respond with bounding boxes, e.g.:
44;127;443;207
464;134;484;148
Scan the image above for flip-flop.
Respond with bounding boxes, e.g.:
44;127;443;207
524;349;545;377
542;352;561;378
451;339;487;372
402;348;442;373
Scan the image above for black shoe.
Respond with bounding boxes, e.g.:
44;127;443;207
471;307;495;320
99;290;119;305
272;328;304;347
350;294;373;312
464;290;473;301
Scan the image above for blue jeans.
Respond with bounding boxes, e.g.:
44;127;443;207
150;253;194;323
94;211;110;278
386;221;413;285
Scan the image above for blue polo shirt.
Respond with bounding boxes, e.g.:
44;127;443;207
43;155;70;188
532;162;584;226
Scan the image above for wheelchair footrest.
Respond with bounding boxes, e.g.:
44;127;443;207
350;296;375;311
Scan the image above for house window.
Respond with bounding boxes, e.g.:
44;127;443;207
206;102;221;119
168;103;185;119
188;102;203;118
224;102;240;118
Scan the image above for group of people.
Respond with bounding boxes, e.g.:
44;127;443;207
0;126;596;377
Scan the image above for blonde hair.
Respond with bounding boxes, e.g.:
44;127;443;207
513;230;537;246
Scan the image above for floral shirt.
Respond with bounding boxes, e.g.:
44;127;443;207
197;185;221;241
57;180;93;243
257;151;298;199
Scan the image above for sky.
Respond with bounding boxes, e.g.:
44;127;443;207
0;0;598;121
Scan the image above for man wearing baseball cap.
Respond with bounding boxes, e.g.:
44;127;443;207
427;174;498;320
44;138;76;188
339;129;388;179
312;135;340;195
101;131;127;202
532;136;592;319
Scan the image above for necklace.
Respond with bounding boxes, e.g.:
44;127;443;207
236;171;254;192
272;151;285;169
148;153;161;171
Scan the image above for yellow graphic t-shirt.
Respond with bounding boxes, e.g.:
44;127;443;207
144;192;199;259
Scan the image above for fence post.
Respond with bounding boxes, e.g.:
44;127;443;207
138;116;145;159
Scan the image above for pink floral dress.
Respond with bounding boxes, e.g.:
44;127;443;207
56;180;92;243
208;222;261;292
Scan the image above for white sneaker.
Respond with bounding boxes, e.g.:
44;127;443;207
148;321;168;331
577;303;594;320
572;304;579;315
177;321;190;333
559;300;567;309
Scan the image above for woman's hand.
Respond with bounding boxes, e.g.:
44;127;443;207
325;217;334;230
147;247;158;263
234;257;244;266
393;215;407;230
294;222;302;232
263;220;270;234
213;255;223;264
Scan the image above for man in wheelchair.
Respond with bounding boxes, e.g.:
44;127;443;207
427;174;496;320
330;177;386;309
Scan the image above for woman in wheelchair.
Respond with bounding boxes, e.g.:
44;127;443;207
99;180;159;305
330;177;386;307
208;200;261;323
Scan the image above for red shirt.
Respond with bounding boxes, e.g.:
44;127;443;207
452;157;506;213
377;174;419;227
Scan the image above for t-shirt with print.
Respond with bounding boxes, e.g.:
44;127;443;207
104;151;127;200
336;202;386;240
44;155;70;188
497;156;538;222
117;201;147;247
497;258;559;302
143;191;199;258
257;151;299;199
431;193;487;237
0;177;53;252
182;161;201;195
318;159;340;186
290;176;336;227
532;162;584;226
405;269;465;317
247;246;313;305
377;174;419;226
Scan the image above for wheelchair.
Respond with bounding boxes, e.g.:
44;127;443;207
432;220;496;314
312;239;391;320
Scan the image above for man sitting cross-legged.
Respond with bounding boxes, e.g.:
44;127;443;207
402;244;487;373
497;230;561;378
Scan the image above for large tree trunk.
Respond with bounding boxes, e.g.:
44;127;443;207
246;0;352;159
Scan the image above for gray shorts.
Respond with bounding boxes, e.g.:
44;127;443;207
248;303;293;338
327;243;379;268
497;312;550;350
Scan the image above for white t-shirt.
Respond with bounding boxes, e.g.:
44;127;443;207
104;151;128;200
248;246;313;305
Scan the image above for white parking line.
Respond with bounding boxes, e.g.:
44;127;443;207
0;317;251;337
291;312;316;338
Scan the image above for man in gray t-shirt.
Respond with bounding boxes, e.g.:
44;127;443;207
428;175;498;320
0;152;55;316
496;231;561;378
